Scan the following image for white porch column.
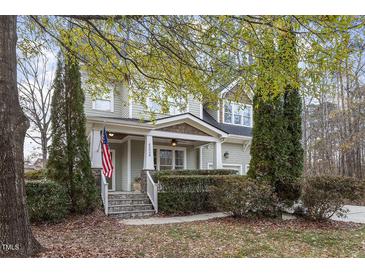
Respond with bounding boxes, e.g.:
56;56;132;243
213;141;223;169
91;129;102;168
143;134;154;170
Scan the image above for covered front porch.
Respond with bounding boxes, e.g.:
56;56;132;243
87;113;229;193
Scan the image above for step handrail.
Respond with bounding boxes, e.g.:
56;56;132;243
101;172;109;215
146;171;158;213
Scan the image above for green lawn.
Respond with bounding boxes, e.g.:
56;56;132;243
32;210;365;257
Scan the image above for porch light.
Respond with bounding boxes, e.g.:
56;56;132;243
109;133;114;137
171;139;177;147
224;152;229;159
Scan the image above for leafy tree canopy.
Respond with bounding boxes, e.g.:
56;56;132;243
17;15;365;115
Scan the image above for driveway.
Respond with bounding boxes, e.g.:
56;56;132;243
331;205;365;224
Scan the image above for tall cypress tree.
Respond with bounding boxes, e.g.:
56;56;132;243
277;27;304;203
248;33;288;189
249;23;304;207
47;55;68;184
47;52;97;213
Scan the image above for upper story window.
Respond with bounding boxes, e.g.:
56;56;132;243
224;101;252;127
92;91;114;112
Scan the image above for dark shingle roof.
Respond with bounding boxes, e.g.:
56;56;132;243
202;110;252;137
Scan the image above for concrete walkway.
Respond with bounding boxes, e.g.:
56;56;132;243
120;212;230;225
120;205;365;226
331;205;365;224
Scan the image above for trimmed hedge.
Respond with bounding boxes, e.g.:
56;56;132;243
26;180;70;223
301;176;365;220
157;175;233;213
211;176;278;217
24;169;46;181
155;169;238;179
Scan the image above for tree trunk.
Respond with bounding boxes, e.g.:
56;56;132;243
41;131;48;168
0;15;41;257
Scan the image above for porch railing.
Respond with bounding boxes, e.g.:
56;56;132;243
146;171;158;213
101;172;109;215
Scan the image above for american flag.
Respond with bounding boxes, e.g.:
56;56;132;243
101;127;114;178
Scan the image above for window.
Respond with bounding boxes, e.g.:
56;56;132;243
159;149;173;170
92;91;114;112
224;103;232;123
224;101;252;127
153;147;186;170
175;150;184;169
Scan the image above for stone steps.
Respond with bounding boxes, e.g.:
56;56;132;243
109;210;155;219
107;192;155;219
108;204;154;213
108;192;148;200
108;198;151;205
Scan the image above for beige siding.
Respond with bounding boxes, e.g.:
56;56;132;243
201;142;251;174
131;101;170;120
120;142;129;191
109;143;124;191
131;140;144;182
186;147;198;169
120;85;130;118
188;95;202;118
131;95;202;119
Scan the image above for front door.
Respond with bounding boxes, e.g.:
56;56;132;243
106;149;116;191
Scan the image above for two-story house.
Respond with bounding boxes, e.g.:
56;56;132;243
85;80;253;217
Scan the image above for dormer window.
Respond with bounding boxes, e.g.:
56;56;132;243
92;91;114;112
224;101;252;127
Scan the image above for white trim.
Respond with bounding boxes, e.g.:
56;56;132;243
242;140;251;153
153;145;187;170
217;104;220;123
127;139;131;191
245;164;250;175
88;117;154;129
150;113;228;137
222;99;253;128
92;91;114;112
128;97;133;118
199;146;203;169
199;103;203;119
208;162;243;175
88;130;93;161
143;135;154;170
219;78;254;100
151;130;219;143
220;79;240;97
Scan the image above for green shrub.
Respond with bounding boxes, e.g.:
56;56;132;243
26;180;70;223
24;169;46;181
155;169;237;179
210;176;278;217
301;176;365;220
157;175;231;213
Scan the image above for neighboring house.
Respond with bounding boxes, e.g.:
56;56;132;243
85;80;253;217
33;158;46;169
24;160;36;172
24;158;46;172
